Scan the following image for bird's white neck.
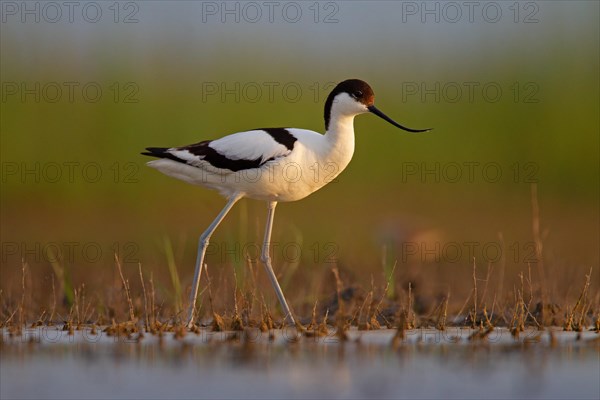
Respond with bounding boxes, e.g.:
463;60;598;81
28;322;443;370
323;113;356;171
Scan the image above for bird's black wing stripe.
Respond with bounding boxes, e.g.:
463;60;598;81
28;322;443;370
142;143;265;172
184;141;264;172
260;128;297;151
141;129;296;172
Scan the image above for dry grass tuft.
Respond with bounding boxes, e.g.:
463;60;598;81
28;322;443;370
305;301;329;338
436;293;449;331
1;223;597;336
103;319;139;338
564;267;593;332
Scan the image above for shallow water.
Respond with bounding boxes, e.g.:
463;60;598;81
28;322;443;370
1;327;598;399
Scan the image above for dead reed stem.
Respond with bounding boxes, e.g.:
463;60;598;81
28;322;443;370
480;263;494;308
436;291;450;330
331;267;348;340
454;289;473;325
531;183;548;323
565;267;593;331
19;260;27;328
49;275;56;324
115;253;135;321
471;258;478;328
139;264;150;330
497;232;506;305
149;272;156;326
406;282;415;328
373;261;396;320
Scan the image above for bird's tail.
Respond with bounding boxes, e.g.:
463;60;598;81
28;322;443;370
141;147;170;158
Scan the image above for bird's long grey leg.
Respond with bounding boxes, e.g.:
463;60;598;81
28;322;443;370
187;193;242;328
260;201;296;326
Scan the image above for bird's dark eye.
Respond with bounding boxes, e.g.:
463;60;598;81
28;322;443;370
353;91;363;99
